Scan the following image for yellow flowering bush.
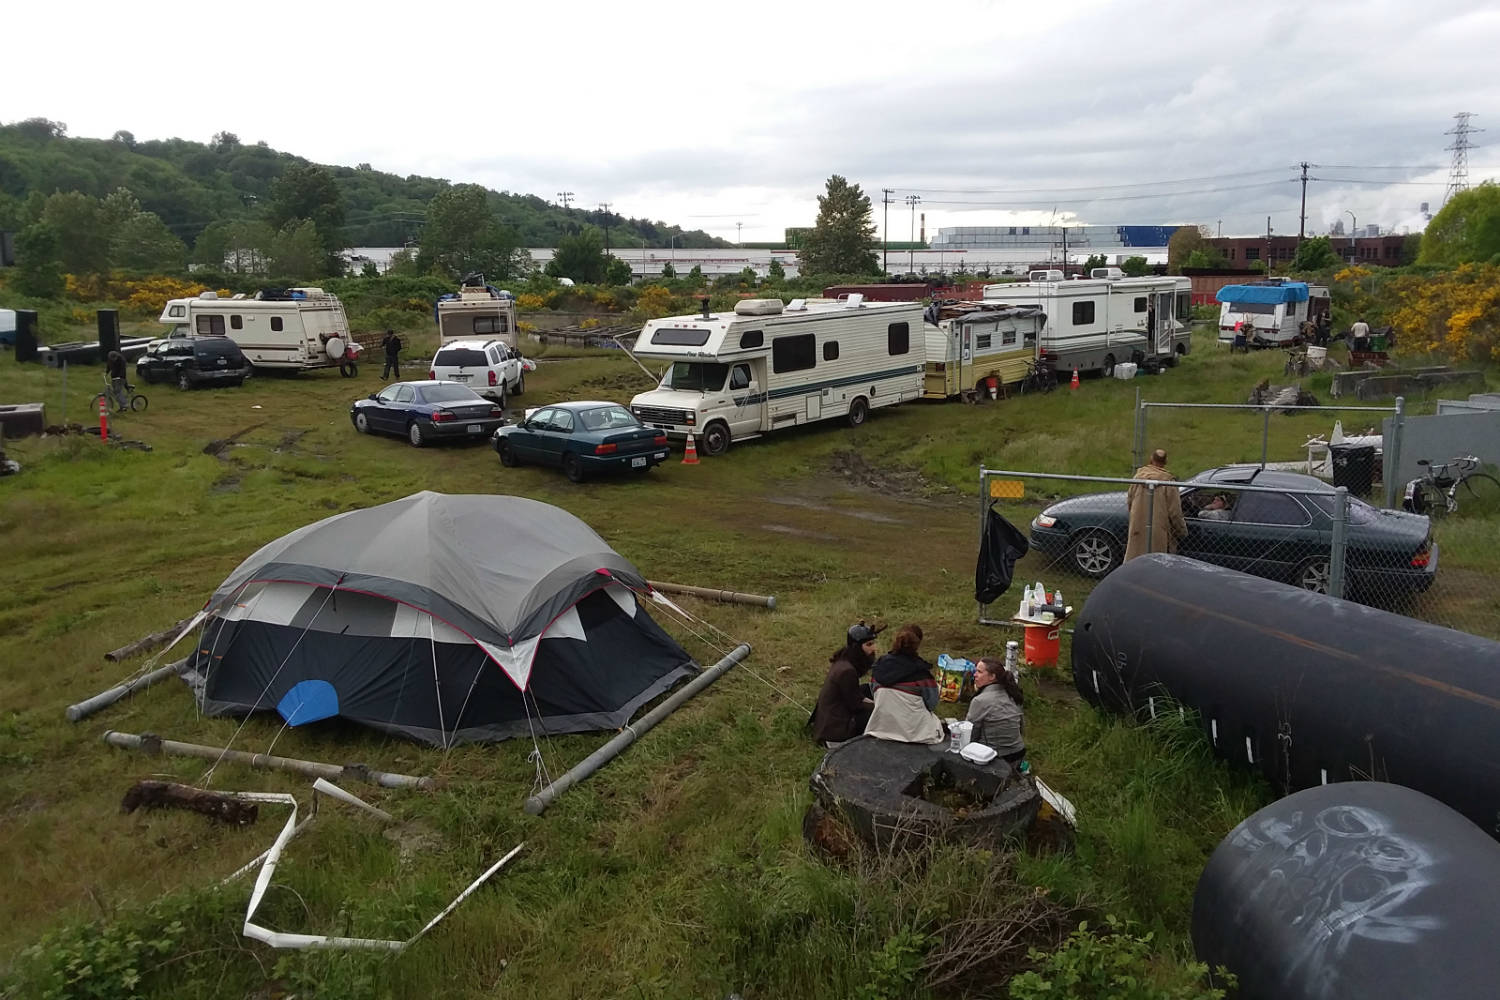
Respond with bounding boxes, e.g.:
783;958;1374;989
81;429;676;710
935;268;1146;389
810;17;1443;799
636;286;676;319
1388;263;1500;362
579;317;601;330
515;293;545;311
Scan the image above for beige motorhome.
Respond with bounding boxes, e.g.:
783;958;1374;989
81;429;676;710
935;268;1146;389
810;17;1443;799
436;283;519;348
157;288;358;375
922;303;1045;399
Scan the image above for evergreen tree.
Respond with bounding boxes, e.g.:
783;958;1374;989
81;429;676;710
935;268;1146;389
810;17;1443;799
14;223;64;297
799;175;879;276
546;227;608;283
1290;236;1339;272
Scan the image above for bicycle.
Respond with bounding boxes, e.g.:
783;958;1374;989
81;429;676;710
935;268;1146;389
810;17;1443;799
91;379;149;415
1017;358;1057;395
1402;455;1500;517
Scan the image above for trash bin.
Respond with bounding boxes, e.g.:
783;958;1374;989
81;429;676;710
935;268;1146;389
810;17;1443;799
1330;443;1376;497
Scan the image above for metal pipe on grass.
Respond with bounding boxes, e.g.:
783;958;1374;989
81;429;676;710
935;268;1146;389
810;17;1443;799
524;642;752;815
66;659;190;722
101;730;437;790
647;581;776;609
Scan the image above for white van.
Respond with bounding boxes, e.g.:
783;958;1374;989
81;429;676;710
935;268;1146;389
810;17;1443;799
628;296;924;456
1215;281;1331;347
157;288;358;375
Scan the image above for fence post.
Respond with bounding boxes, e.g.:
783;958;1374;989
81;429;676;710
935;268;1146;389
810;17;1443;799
1145;483;1155;554
977;469;988;623
1383;395;1405;510
1260;406;1271;469
1132;388;1143;471
1329;486;1348;599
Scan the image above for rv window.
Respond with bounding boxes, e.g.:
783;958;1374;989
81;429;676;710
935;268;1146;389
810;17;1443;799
1024;328;1037;346
230;314;243;330
474;315;509;334
887;323;910;356
1176;293;1191;321
664;361;730;391
1072;302;1095;325
652;328;712;347
823;341;840;361
1002;329;1017;346
773;334;817;373
729;365;751;390
196;314;225;336
739;330;764;349
168;305;185;318
270;316;283;332
1228;302;1277;315
1134;297;1147;313
976;334;992;349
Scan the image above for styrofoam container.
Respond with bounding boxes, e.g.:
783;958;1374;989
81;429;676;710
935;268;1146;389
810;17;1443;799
1307;345;1328;362
960;742;997;764
1114;362;1138;380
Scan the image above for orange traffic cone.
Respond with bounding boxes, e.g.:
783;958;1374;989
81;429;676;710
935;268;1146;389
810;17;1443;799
1070;367;1080;390
681;432;700;465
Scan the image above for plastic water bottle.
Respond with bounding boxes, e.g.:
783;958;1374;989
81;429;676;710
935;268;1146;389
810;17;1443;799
1053;588;1063;612
948;721;962;753
1004;640;1020;679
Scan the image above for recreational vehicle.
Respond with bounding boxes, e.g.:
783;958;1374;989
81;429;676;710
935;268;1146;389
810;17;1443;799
1215;281;1331;348
922;303;1045;399
981;269;1192;375
157;288;358;374
436;281;519;348
628;296;925;456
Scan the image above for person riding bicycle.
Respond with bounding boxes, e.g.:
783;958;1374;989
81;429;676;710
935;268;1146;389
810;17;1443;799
106;351;129;411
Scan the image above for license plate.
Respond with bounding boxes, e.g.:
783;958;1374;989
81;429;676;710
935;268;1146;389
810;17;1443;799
467;424;483;434
453;373;470;381
631;456;647;468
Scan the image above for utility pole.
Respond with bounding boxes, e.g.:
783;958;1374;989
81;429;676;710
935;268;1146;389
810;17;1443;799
1217;220;1222;238
1061;227;1068;274
1298;162;1310;244
598;202;612;254
1265;216;1272;274
905;195;920;272
557;191;574;209
882;188;893;275
736;221;743;246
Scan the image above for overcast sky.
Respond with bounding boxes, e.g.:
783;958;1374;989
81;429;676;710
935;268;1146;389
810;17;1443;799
9;0;1498;242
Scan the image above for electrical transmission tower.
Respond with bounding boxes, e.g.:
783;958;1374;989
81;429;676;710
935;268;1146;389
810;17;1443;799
1444;112;1482;204
557;191;574;209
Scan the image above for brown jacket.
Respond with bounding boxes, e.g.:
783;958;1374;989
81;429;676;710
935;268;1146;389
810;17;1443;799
1125;463;1187;561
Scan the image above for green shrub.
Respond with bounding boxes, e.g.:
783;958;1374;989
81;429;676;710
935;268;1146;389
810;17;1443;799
1008;916;1232;1000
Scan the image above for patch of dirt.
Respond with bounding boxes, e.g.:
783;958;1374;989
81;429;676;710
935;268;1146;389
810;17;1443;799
761;523;840;541
272;429;309;454
828;448;940;499
576;371;656;394
211;474;241;493
203;422;266;458
383;820;443;866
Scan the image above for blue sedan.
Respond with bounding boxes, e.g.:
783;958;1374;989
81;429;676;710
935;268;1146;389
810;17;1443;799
493;401;671;482
350;380;506;447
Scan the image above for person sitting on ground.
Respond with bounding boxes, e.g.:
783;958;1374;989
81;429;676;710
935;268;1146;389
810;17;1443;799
966;657;1026;764
811;622;879;748
864;624;945;745
1197;493;1234;521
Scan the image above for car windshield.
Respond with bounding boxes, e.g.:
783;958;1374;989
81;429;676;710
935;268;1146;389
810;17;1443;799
662;362;729;392
421;384;481;403
434;348;488;368
579;405;640;431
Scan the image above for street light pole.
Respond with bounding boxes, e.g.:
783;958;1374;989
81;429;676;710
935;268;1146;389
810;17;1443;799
905;195;921;272
1345;210;1357;260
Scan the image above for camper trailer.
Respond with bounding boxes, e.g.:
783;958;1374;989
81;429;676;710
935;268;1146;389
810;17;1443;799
981;269;1192;375
436;282;519;348
628;296;924;456
156;288;357;374
922;303;1045;399
1215;281;1331;347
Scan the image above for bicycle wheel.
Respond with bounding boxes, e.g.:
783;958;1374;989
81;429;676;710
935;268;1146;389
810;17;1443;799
130;393;149;413
1424;483;1450;519
1459;473;1500;514
89;393;113;414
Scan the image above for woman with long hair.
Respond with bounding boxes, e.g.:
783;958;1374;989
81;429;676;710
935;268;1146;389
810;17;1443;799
811;623;879;747
864;624;945;745
966;657;1026;763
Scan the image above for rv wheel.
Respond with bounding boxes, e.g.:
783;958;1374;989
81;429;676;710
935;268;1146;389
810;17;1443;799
701;421;731;457
847;397;869;427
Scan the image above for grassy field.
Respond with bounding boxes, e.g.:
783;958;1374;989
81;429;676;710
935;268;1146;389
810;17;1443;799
0;324;1492;997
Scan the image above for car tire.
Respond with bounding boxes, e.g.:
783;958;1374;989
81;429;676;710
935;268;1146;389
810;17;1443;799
1101;354;1116;378
498;440;519;467
1295;557;1331;594
1071;530;1121;578
847;397;869;428
354;411;370;434
513;370;525;397
563;453;585;483
407;421;426;448
701;421;730;457
177;373;192;392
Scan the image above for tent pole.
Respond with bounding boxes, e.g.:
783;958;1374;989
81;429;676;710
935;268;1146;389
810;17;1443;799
101;730;438;790
524;642;752;815
67;659;191;722
646;580;776;609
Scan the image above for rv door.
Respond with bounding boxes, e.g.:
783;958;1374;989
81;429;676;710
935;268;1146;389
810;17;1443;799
725;362;765;435
1154;293;1173;355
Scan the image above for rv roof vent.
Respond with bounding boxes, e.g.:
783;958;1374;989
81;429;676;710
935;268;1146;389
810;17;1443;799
786;298;808;311
843;293;865;308
199;291;219;299
1029;269;1064;282
1090;267;1124;279
733;298;785;316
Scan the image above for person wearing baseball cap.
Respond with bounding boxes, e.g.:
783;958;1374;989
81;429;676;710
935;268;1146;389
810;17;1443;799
811;622;880;747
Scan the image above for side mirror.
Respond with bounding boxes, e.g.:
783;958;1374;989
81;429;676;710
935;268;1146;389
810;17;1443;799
368;393;378;400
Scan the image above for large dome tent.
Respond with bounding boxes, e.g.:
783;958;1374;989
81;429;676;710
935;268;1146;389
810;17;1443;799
187;492;696;746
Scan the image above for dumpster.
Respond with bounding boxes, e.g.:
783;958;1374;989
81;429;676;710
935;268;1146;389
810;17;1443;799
1330;443;1375;497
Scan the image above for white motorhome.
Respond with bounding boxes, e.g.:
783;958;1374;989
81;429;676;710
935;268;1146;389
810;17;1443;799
981;268;1193;375
1215;280;1331;347
436;282;519;349
157;288;358;375
628;296;924;456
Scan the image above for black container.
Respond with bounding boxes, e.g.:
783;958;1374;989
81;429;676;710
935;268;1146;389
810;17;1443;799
1071;554;1500;835
1193;782;1500;999
15;310;38;363
97;309;120;358
1330;442;1375;496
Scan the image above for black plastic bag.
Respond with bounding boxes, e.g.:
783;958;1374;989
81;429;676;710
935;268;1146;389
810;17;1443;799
975;504;1029;604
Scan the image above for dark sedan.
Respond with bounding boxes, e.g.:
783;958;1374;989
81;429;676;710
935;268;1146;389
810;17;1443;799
493;401;670;482
1029;465;1437;597
350;381;505;447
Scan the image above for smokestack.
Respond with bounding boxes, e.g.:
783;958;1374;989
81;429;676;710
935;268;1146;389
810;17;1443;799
920;213;926;244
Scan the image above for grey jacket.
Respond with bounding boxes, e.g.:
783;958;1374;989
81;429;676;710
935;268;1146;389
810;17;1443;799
965;683;1024;757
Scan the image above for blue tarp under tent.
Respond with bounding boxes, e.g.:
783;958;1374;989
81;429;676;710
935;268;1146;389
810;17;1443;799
1215;283;1310;305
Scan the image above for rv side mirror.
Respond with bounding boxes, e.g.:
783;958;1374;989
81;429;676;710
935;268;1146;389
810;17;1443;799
368;393;378;400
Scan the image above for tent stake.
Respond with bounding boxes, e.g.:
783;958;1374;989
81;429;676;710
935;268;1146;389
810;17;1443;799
525;642;751;815
647;581;777;609
101;730;437;790
67;659;191;722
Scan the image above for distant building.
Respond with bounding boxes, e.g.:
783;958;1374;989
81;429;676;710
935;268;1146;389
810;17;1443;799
1207;235;1409;267
930;225;1176;250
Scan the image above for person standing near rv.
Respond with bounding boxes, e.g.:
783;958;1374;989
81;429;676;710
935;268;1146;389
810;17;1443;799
381;330;402;379
106;351;129;410
1350;317;1371;353
1125;449;1187;561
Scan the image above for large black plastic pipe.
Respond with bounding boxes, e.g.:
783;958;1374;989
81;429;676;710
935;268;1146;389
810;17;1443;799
1071;554;1500;835
1192;782;1500;999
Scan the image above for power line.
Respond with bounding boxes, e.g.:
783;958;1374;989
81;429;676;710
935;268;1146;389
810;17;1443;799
903;168;1289;196
920;179;1295;208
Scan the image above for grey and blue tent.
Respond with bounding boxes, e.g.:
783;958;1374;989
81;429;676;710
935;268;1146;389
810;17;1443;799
189;492;696;746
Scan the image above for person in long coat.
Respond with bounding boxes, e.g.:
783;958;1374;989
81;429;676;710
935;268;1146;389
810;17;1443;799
1125;449;1187;562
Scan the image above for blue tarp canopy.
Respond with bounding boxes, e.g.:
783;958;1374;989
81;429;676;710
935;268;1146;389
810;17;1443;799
1216;283;1310;305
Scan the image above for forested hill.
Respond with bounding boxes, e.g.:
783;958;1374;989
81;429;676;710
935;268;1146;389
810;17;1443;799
0;119;727;249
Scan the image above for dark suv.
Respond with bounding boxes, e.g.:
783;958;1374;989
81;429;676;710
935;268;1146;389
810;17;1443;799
136;336;253;390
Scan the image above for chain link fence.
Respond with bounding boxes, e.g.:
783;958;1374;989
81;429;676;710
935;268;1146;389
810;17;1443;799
979;466;1499;642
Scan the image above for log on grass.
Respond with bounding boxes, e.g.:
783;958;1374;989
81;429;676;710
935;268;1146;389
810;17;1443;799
104;619;191;662
121;780;260;826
